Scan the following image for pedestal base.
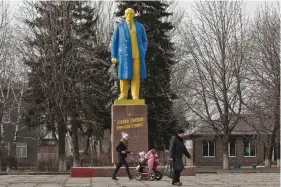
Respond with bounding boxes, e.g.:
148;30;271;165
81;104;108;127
114;99;145;105
70;166;196;177
70;167;94;177
111;103;148;164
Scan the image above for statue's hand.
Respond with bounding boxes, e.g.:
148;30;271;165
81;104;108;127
111;58;118;64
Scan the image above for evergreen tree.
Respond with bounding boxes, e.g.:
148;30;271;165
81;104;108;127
22;1;113;169
115;1;178;150
22;1;73;171
70;1;114;161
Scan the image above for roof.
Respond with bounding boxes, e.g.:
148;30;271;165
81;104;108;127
184;114;274;136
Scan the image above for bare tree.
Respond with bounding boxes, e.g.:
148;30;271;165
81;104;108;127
245;2;280;168
0;1;11;157
19;1;78;171
174;1;250;169
95;1;115;50
163;0;185;38
0;0;28;172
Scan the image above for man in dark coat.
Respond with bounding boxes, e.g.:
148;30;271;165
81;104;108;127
169;129;192;186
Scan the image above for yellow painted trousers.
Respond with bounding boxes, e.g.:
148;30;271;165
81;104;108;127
119;58;140;99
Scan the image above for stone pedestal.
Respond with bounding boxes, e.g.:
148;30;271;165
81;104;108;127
111;101;148;164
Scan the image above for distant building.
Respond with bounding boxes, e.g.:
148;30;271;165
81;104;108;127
1;84;40;171
37;131;58;162
183;117;279;167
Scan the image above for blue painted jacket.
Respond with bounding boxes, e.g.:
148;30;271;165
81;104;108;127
111;20;148;80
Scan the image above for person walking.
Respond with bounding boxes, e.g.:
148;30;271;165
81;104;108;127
112;131;133;180
169;129;192;186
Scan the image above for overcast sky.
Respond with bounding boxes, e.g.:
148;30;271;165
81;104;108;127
6;0;278;21
178;1;276;16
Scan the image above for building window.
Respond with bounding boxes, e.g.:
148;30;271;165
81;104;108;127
16;143;27;158
202;141;215;157
244;142;256;157
228;142;236;157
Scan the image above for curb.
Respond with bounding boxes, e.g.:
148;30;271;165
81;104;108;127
28;172;70;175
2;172;70;175
196;172;217;174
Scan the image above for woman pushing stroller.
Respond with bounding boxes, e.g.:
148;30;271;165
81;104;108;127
112;131;133;180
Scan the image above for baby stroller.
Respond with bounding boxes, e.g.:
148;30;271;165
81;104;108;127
129;149;163;181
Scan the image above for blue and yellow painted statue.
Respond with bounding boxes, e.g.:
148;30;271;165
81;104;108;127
111;8;148;100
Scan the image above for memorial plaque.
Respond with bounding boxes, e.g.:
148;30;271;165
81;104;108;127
111;104;148;164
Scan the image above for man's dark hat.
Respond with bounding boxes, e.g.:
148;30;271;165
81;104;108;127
176;129;185;134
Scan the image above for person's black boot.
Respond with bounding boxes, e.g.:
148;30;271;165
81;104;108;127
128;174;133;180
173;182;182;186
112;176;119;180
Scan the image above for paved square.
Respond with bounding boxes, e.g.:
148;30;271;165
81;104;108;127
0;173;279;187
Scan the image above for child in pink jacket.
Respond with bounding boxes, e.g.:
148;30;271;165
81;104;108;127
144;149;159;171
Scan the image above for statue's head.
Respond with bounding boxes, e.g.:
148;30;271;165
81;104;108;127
125;8;135;21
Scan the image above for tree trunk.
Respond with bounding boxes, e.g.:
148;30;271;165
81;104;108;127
59;154;66;172
72;119;80;167
13;89;23;144
264;158;271;168
99;138;103;155
66;132;73;155
0;125;4;172
0;121;4;153
96;140;100;158
6;143;11;172
276;141;280;168
264;98;278;168
264;146;272;168
58;119;66;172
83;132;90;156
92;138;97;154
108;139;111;153
52;124;57;139
0;118;3;172
222;141;229;170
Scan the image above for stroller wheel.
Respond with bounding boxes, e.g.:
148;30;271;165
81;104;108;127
155;171;163;181
148;172;156;181
135;172;143;181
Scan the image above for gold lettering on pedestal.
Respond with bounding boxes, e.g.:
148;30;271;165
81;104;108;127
116;117;144;131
